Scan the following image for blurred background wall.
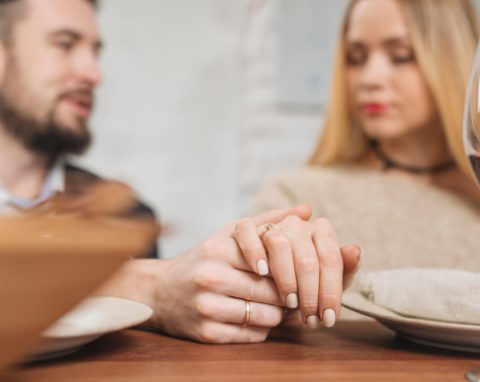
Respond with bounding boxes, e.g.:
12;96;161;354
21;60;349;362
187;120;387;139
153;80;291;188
78;0;480;258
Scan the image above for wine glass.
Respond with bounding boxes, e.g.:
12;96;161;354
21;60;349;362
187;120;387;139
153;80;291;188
463;44;480;382
464;44;480;187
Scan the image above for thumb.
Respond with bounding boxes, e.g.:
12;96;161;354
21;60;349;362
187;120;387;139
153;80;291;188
341;244;361;289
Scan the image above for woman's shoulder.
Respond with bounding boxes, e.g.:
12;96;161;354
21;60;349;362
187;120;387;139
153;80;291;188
261;164;480;208
253;163;480;217
266;164;378;189
253;165;367;213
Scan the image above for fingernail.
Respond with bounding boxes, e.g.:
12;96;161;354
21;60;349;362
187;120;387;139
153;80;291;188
286;293;298;309
306;315;319;329
256;259;269;276
323;309;336;328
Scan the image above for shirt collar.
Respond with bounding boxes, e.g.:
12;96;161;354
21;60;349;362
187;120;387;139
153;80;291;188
0;159;65;211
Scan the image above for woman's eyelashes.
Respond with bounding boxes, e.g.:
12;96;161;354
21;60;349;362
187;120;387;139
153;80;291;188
390;50;416;64
345;47;416;66
346;48;368;66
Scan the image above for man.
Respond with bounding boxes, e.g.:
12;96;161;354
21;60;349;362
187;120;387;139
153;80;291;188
0;0;360;343
0;0;158;256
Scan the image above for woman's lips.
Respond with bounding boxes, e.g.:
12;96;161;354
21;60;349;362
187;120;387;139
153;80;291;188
361;103;389;116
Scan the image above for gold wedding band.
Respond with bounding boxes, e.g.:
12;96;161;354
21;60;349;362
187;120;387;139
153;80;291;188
242;300;251;326
259;223;282;238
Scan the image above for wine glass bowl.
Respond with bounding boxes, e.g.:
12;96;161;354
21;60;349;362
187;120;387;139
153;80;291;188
464;45;480;186
463;44;480;382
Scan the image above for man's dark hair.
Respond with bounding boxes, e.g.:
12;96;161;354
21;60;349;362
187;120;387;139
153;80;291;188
0;0;98;43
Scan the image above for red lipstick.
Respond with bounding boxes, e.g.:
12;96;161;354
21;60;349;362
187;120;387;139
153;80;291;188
362;103;388;115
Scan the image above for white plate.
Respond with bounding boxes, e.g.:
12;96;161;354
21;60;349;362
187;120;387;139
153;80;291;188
28;296;153;361
342;290;480;353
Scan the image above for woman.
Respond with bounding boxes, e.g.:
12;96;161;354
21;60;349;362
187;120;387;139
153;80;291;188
244;0;480;298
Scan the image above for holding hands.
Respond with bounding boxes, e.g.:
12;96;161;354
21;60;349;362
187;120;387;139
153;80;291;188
96;205;360;343
146;206;313;343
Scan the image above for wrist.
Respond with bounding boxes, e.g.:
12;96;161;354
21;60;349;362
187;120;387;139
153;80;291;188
94;259;167;311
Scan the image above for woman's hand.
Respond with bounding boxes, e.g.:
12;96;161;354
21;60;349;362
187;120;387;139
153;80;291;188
233;214;361;329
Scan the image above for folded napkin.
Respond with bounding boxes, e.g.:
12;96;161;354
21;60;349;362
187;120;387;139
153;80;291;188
355;268;480;325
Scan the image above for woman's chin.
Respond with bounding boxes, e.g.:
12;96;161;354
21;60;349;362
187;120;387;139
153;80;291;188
360;125;407;142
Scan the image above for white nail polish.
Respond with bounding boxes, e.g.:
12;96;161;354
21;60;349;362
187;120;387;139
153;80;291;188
323;309;336;328
306;315;319;329
256;259;269;276
286;293;298;309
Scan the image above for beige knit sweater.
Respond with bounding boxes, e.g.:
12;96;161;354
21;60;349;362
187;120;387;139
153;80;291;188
253;165;480;272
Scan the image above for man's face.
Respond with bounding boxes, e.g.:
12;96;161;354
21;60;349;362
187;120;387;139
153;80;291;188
0;0;102;156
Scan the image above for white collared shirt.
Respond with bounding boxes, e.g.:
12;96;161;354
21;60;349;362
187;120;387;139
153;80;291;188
0;160;65;215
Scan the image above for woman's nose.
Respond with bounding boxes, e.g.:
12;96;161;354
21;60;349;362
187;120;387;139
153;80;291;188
358;52;390;90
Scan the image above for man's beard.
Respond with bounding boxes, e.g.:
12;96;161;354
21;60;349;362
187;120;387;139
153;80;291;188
0;91;92;159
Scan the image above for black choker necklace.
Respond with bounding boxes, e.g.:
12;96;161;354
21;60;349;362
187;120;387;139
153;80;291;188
370;141;456;175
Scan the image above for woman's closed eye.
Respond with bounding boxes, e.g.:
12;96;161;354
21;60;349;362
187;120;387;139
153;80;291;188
390;48;416;64
346;48;368;66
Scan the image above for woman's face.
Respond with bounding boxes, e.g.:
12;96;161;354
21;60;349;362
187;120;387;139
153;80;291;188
346;0;438;141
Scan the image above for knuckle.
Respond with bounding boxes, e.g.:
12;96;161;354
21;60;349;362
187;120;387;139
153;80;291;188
243;243;265;257
314;218;338;239
301;299;318;314
201;239;229;261
193;294;215;318
193;266;209;289
320;292;342;302
234;218;252;234
200;240;219;259
314;217;333;229
277;278;297;293
193;264;223;290
248;329;269;343
319;247;343;268
197;322;221;343
262;307;284;327
283;215;301;226
296;254;319;273
244;279;257;301
264;234;290;253
272;313;283;327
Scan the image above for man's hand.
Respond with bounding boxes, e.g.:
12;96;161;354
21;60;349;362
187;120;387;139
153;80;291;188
95;205;314;343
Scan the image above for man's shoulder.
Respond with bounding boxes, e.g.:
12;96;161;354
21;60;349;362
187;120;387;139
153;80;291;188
64;162;156;216
64;163;159;258
64;162;99;178
64;162;102;192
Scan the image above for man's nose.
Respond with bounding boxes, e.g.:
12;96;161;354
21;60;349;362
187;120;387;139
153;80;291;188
75;51;103;87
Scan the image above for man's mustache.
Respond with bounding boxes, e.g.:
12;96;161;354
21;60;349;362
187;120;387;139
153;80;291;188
58;89;95;107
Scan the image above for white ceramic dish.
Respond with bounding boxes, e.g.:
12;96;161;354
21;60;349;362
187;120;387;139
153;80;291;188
29;296;153;361
342;290;480;353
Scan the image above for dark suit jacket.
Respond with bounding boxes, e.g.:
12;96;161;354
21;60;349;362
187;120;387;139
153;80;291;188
65;163;159;258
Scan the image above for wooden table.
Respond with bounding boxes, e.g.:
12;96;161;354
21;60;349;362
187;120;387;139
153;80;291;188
3;319;480;382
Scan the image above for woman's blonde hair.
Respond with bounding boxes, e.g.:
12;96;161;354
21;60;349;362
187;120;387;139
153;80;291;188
308;0;479;179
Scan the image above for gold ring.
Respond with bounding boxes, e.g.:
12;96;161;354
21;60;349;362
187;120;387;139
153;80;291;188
242;300;251;326
259;223;282;238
